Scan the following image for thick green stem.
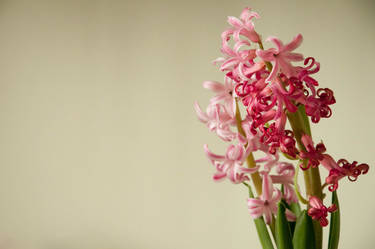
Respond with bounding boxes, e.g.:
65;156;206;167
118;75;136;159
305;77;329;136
287;105;323;249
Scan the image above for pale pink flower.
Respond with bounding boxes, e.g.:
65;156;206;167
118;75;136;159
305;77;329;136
271;163;298;204
227;7;260;43
194;102;236;141
247;173;281;224
308;196;337;227
217;37;264;81
204;142;260;184
241;121;269;153
256;34;304;82
203;77;236;117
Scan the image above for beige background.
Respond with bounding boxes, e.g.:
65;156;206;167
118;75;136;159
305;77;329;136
0;0;374;249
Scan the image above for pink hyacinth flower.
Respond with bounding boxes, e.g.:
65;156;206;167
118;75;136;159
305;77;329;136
308;196;337;227
203;77;236;117
247;173;281;224
256;34;304;82
227;7;260;43
204;142;260;184
194;102;236;142
271;162;298;204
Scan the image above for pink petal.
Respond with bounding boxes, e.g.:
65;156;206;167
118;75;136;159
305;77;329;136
270;189;282;203
210;94;227;105
220;57;239;71
234;40;251;52
249;208;264;218
301;134;314;148
264;209;273;224
320;154;339;171
204;144;225;161
285;209;297;222
194;102;208;123
213;172;227;181
212;57;225;66
284;34;303;52
248;198;264;207
256;49;275;62
203;81;225;93
240;7;260;21
243;61;265;75
227;16;243;28
309;196;323;209
265;60;280;82
261;173;273;201
284;52;304;61
266;36;283;51
240;165;260;174
278;58;294;77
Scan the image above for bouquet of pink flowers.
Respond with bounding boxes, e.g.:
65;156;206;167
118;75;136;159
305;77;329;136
194;7;369;249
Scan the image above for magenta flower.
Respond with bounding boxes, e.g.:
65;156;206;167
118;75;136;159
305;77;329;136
204;142;260;184
248;173;281;224
305;88;336;123
256;34;304;82
320;155;369;191
308;196;337;227
299;134;326;170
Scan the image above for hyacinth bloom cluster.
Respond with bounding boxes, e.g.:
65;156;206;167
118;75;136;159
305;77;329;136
195;7;369;249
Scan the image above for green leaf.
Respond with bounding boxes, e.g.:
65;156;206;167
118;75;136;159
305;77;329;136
292;210;316;249
328;191;340;249
280;199;297;236
276;202;293;249
248;185;275;249
290;201;302;217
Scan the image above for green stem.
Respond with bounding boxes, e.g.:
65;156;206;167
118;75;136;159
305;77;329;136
235;100;263;196
293;162;308;204
286;105;323;249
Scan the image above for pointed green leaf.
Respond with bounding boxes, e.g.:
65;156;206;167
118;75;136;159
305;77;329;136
253;217;275;249
290;201;302;217
328;191;340;249
280;199;297;236
248;185;275;249
276;202;293;249
292;210;316;249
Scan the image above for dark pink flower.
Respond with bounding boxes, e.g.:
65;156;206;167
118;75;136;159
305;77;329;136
308;196;337;227
305;88;336;123
321;155;369;191
299;134;326;170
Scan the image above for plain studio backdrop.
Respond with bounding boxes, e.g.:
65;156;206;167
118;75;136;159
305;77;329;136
0;0;374;249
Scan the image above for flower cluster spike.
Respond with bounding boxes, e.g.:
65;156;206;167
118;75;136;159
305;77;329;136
194;6;370;237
